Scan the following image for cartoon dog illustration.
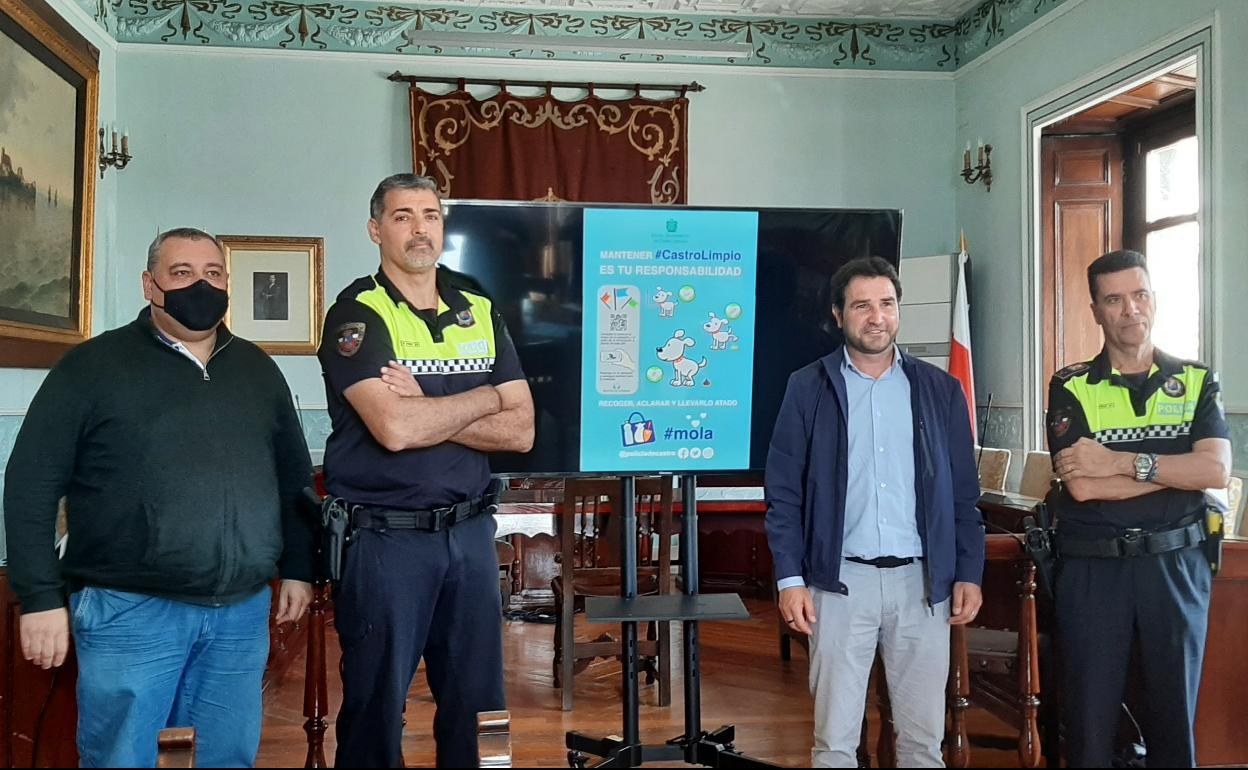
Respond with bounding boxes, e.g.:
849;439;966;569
653;287;677;318
703;312;739;351
656;330;707;387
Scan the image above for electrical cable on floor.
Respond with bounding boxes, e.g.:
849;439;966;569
504;607;556;624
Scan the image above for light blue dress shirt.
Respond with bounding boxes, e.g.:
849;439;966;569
777;347;923;592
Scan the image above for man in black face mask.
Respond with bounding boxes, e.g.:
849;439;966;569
3;227;317;768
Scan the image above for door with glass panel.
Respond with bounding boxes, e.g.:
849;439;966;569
1124;98;1200;360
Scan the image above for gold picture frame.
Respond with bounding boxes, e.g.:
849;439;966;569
219;235;324;355
0;0;98;367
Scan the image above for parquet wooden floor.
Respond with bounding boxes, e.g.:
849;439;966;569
257;598;1021;768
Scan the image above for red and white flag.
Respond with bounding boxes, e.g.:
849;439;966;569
950;237;976;440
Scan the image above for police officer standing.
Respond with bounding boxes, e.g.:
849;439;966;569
1047;249;1231;767
317;174;535;767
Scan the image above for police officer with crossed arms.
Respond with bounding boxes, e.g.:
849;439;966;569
317;174;534;768
1046;249;1231;768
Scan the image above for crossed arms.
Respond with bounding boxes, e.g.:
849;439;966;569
1053;436;1230;502
345;361;534;454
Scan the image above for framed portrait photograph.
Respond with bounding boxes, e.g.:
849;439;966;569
0;0;99;367
220;235;324;355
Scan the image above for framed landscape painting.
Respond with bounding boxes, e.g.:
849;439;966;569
0;0;98;367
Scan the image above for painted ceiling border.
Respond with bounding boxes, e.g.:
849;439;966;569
74;0;1073;72
116;38;957;79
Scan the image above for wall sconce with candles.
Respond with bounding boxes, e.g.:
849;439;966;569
98;125;131;178
961;140;992;191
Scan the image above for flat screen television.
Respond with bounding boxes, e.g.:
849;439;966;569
440;201;902;475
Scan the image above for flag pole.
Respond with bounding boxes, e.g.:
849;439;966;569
951;230;976;441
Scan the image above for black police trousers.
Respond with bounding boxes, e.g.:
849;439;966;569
1056;543;1211;768
333;513;505;768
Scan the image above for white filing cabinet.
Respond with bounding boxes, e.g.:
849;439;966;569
897;254;956;371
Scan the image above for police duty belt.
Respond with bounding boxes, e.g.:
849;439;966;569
1056;516;1205;559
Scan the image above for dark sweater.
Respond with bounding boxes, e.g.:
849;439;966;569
3;309;316;613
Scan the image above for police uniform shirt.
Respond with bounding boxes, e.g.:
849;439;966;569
317;267;525;510
1046;347;1230;530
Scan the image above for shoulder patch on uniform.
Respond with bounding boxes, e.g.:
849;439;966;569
335;322;366;357
1054;362;1091;381
1161;375;1186;398
1047;407;1074;438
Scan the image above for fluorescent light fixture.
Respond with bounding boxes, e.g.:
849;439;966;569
401;31;753;60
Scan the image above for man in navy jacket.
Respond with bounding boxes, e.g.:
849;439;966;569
765;256;985;768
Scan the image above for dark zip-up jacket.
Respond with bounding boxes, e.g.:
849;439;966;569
764;347;985;604
3;308;316;614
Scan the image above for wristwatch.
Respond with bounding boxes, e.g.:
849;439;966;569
1133;452;1158;482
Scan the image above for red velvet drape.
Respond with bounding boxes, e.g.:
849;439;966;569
409;86;688;204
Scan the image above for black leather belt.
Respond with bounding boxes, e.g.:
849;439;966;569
349;493;498;533
1057;517;1205;559
846;556;917;569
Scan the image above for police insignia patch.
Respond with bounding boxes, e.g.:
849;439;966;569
1048;409;1072;438
336;322;365;357
455;309;475;328
1162;376;1186;398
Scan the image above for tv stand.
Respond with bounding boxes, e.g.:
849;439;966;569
564;475;779;769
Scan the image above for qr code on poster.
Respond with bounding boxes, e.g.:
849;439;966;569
609;313;628;332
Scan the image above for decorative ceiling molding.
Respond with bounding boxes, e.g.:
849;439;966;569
76;0;1069;71
324;0;987;19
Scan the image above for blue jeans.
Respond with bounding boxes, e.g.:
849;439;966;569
70;586;271;768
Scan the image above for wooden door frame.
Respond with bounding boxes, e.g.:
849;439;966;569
1019;25;1214;454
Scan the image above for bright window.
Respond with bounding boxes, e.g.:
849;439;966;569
1146;221;1199;359
1145;136;1199;221
1142;135;1200;360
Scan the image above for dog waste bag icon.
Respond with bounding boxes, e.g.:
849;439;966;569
621;412;656;447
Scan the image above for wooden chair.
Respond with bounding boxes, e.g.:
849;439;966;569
976;446;1011;492
495;539;516;610
692;474;773;599
948;534;1056;769
1018;451;1055;499
552;477;674;711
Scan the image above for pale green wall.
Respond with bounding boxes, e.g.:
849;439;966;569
110;49;958;409
954;0;1248;417
8;0;1244;568
2;45;959;564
